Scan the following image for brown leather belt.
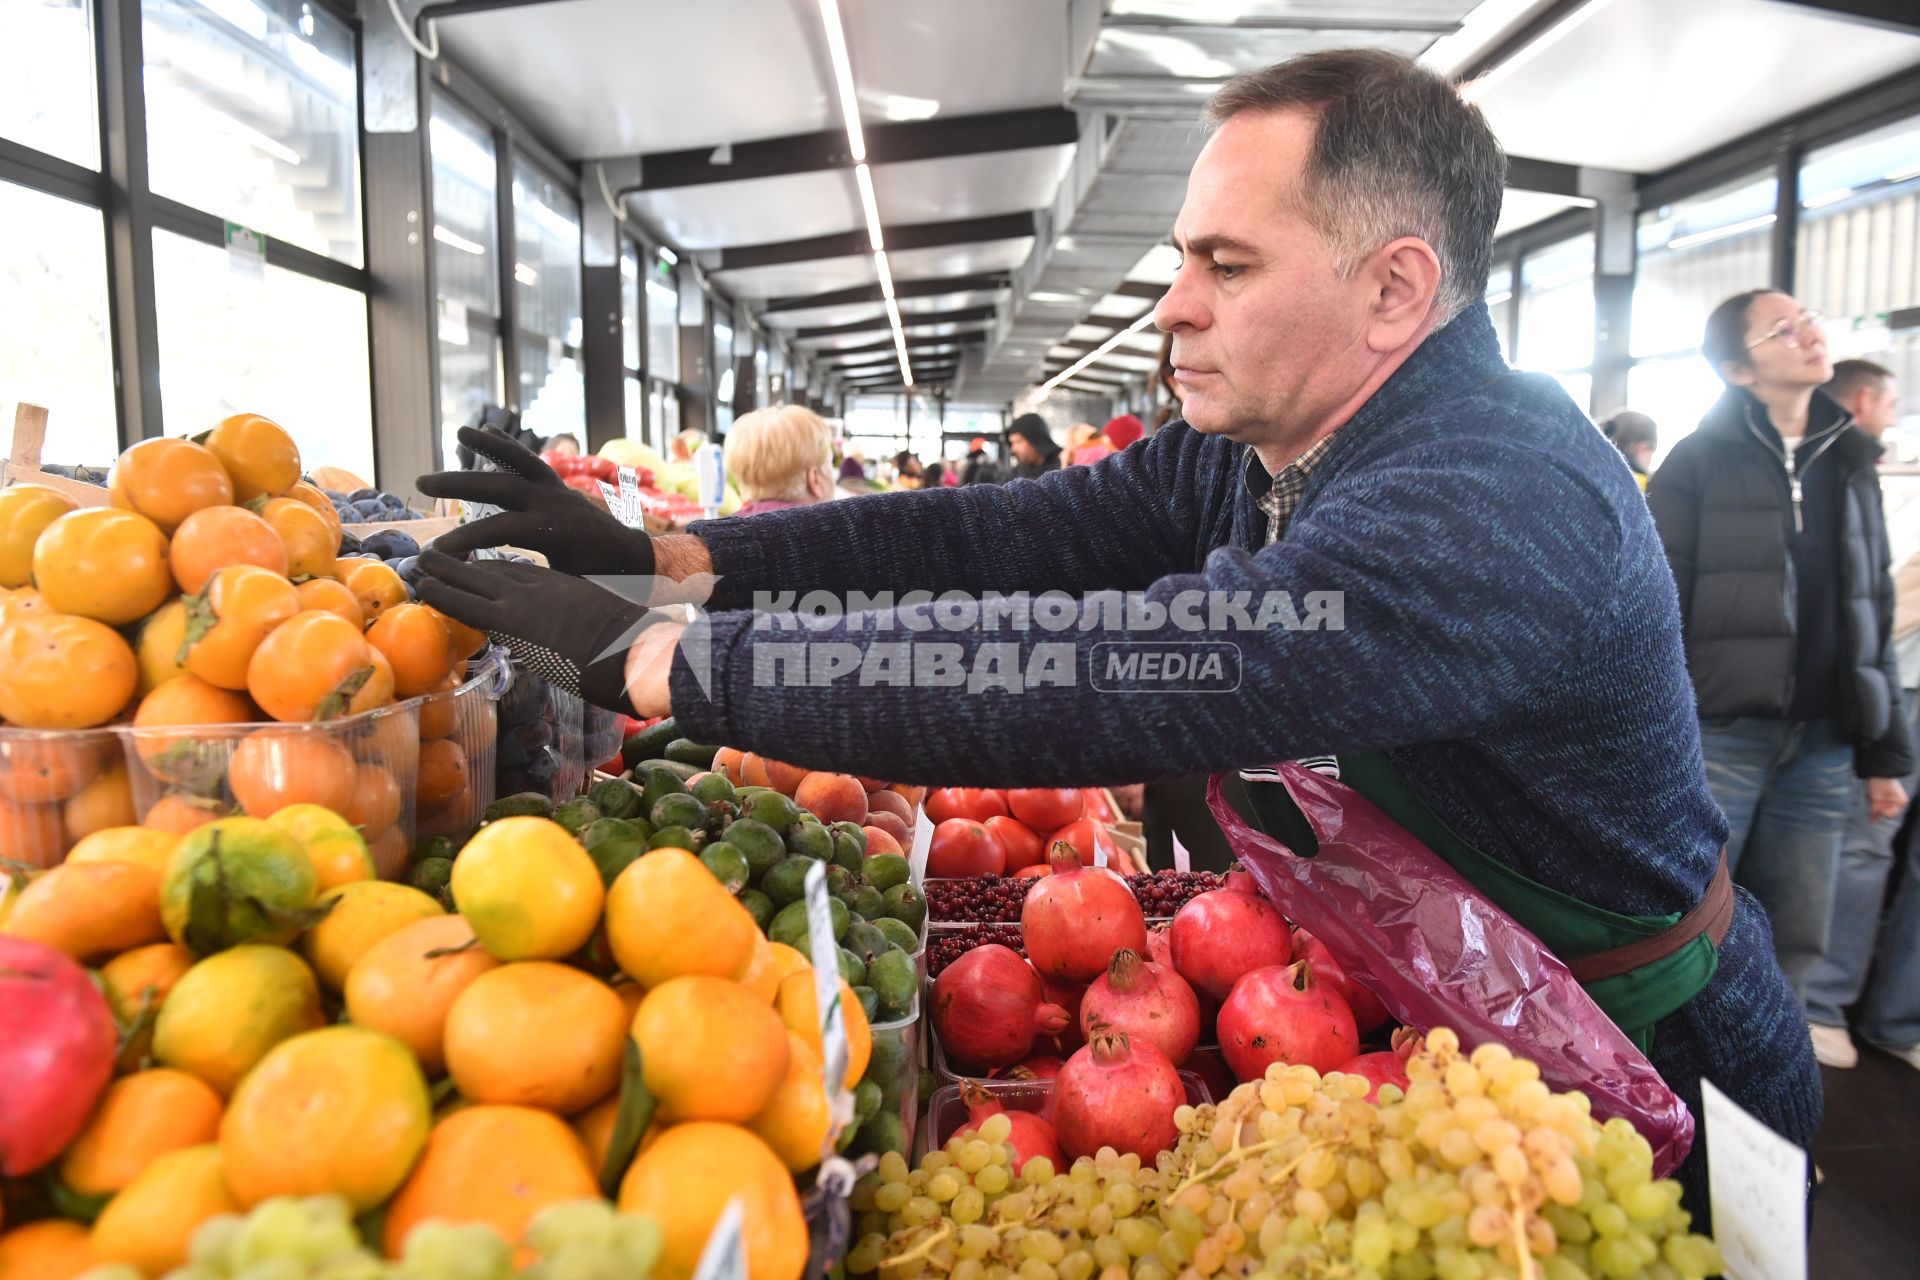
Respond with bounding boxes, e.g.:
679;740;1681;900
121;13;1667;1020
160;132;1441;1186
1564;848;1734;985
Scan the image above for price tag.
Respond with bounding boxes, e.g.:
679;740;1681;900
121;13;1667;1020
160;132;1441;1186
690;1198;747;1280
617;465;646;526
464;452;508;561
802;861;852;1139
1702;1078;1806;1280
224;220;265;280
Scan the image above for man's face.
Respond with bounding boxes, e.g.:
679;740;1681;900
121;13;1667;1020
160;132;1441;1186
1728;292;1831;393
1009;435;1041;465
1155;110;1379;441
1848;377;1900;437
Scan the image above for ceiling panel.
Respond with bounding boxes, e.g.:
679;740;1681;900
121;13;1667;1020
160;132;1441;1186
759;289;1005;330
625;170;859;251
1089;294;1153;319
1494;190;1591;240
1126;243;1182;284
843;0;1068;120
435;0;829;157
1472;0;1920;173
885;237;1036;282
712;254;878;300
798;320;994;351
1107;0;1474;18
1088;25;1434;81
873;147;1076;225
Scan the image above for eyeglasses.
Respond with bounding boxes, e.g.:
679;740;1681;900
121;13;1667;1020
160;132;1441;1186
1746;310;1825;350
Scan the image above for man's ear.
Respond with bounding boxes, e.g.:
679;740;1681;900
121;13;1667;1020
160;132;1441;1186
1362;236;1442;353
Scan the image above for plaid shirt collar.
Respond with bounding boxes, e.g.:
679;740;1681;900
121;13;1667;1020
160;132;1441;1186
1244;432;1339;545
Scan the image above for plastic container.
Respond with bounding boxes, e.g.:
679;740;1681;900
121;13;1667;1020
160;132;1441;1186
2;651;505;877
916;1071;1213;1159
493;663;588;805
856;991;922;1159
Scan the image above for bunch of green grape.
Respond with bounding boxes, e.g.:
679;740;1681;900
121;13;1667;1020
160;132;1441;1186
75;1195;664;1280
843;1030;1725;1280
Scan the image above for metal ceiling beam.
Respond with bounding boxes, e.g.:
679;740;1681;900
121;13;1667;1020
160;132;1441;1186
1771;0;1920;35
760;272;1011;314
716;213;1038;272
842;370;958;388
1112;280;1166;300
807;324;994;356
793;305;999;342
1102;13;1460;33
828;343;975;371
623;107;1080;192
1506;156;1588;199
1044;365;1130;385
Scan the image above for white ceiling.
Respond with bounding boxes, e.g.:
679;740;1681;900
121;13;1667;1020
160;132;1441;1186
1471;0;1920;173
1494;190;1592;240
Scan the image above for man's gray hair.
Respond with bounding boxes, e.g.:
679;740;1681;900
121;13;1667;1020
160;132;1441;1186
1204;49;1507;325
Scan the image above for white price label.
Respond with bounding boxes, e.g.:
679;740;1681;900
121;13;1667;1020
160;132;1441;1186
617;465;646;526
464;453;508;561
690;1198;747;1280
1702;1078;1807;1280
802;862;851;1120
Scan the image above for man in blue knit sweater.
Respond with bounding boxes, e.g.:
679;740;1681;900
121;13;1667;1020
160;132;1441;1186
419;50;1819;1208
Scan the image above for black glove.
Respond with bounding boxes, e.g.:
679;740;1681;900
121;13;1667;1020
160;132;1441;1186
414;549;665;712
418;427;656;576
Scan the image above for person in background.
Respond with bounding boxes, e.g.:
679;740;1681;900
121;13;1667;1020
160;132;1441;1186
723;404;835;517
835;456;871;497
959;437;999;485
1077;413;1147;466
545;433;582;457
1004;413;1061;479
1599;410;1657;490
1805;357;1920;1070
1063;423;1099;464
923;461;951;489
891;451;925;490
1647;292;1912;1013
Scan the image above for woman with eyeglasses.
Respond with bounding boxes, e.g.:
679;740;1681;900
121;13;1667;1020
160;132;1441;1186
1648;290;1913;1024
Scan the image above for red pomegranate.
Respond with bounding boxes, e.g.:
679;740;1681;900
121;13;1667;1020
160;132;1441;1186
1336;1050;1412;1102
1168;888;1293;999
1037;970;1089;1056
1022;843;1147;983
1145;923;1174;969
0;936;117;1175
932;944;1072;1069
1080;948;1202;1066
1216;961;1359;1081
956;1082;1064;1169
1054;1030;1185;1163
1292;928;1392;1034
1223;861;1259;894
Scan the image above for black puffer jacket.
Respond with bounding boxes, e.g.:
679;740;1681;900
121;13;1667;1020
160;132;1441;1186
1648;387;1914;778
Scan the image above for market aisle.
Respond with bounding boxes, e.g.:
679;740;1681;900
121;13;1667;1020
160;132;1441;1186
1811;1050;1920;1276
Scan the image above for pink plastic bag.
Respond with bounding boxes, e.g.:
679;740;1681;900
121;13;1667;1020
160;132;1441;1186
1208;766;1695;1176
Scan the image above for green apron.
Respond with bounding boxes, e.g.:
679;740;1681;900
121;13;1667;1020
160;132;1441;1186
1240;751;1720;1051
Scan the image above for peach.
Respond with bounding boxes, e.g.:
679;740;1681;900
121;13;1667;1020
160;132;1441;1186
862;825;906;858
741;753;808;796
794;772;868;826
865;810;911;847
888;783;928;807
865;789;914;824
854;775;891;792
713;746;745;785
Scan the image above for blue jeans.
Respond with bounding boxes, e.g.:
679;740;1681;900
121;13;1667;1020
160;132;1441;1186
1805;692;1920;1049
1699;717;1855;1002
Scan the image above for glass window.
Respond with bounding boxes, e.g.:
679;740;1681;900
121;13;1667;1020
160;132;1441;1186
1485;263;1513;363
1628;354;1726;469
1514;233;1595;386
510;158;583;441
1;182;116;466
713;302;735;411
647;255;680;385
437;321;501;468
1632;172;1777;360
428;94;501;464
153;228;374;480
647;379;678;456
142;0;362;266
1796;114;1920;437
621;244;642;373
0;0;97;167
624;375;642;443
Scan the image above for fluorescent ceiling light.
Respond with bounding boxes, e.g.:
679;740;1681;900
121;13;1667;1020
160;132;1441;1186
657;245;678;265
1460;0;1617;102
1041;311;1158;393
872;250;896;301
818;0;865;162
1885;162;1920;182
1801;187;1855;210
1668;213;1775;252
433;225;486;255
855;163;884;251
513;263;539;286
1418;0;1544;78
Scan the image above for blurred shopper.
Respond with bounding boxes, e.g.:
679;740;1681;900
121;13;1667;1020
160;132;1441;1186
1004;413;1061;478
923;461;951;489
1647;292;1912;1017
959;437;1000;485
723;404;835;516
1074;413;1148;466
1805;357;1920;1069
1599;410;1657;489
1063;423;1099;464
545;432;582;457
891;451;925;490
836;457;871;497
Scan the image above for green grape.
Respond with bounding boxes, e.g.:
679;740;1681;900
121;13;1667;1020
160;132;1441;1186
952;1186;987;1225
1353;1220;1394;1270
954;1262;987;1280
928;1171;964;1203
1114;1217;1159;1258
1590;1235;1641;1279
190;1213;246;1267
903;1196;942;1226
976;1113;1013;1144
526;1198;619;1254
233;1260;306;1280
1091;1234;1129;1270
1020;1156;1055;1185
231;1198;315;1271
1588;1203;1628;1238
975;1165;1012;1195
878;1151;912;1182
846;1233;888;1274
1104;1182;1141;1217
613;1212;665;1274
401;1221;514;1280
1058;1250;1097;1280
1662;1233;1724;1278
314;1257;390;1280
874;1182;912;1213
75;1268;146;1280
958;1141;994;1173
1022;1231;1067;1264
1017;1261;1058;1280
957;1224;1001;1259
166;1267;227;1280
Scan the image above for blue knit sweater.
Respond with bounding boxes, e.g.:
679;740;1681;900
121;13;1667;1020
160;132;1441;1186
674;303;1820;1202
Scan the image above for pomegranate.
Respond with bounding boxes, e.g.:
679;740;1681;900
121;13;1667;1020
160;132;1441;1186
1337;1051;1412;1102
956;1082;1064;1169
1080;949;1202;1066
1169;888;1293;999
1292;928;1392;1034
1145;923;1174;968
1037;971;1089;1056
932;944;1072;1070
994;1054;1065;1084
1054;1030;1185;1162
1217;961;1359;1081
1223;861;1259;894
0;936;117;1175
1022;843;1147;983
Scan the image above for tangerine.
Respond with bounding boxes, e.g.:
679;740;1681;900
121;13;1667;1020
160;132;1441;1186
344;913;498;1075
748;1030;831;1172
108;437;234;534
0;859;164;960
618;1123;807;1280
775;970;871;1089
159;816;318;952
380;1106;598;1259
168;504;288;595
265;803;373;892
443;961;627;1114
450;817;603;961
300;880;442;991
88;1143;240;1275
633;975;790;1123
0;1220;93;1280
606;847;758;987
66;825;180;877
99;941;195;1070
63;759;137;841
152;945;323;1095
59;1067;224;1196
30;506;170;624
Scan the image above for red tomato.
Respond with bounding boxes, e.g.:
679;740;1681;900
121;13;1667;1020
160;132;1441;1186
583;456;618;482
1014;864;1050;879
985;815;1045;871
926;818;1007;878
1006;788;1085;831
563;474;604;497
1049;817;1116;868
925;787;1009;825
